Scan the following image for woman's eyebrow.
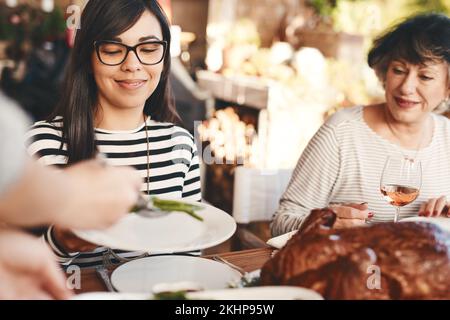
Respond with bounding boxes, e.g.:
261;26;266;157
109;35;161;43
418;66;438;74
138;35;161;41
391;59;406;66
417;61;446;74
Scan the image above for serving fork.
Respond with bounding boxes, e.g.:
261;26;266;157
131;194;169;218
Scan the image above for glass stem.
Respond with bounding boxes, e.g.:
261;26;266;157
394;207;401;223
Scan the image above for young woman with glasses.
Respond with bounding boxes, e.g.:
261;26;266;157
26;0;201;268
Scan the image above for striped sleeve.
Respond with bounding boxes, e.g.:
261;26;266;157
270;123;341;236
26;122;76;261
182;139;201;201
43;226;80;265
25;120;67;166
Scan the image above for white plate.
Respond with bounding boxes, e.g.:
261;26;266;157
266;230;298;249
73;286;323;300
72;200;236;253
72;292;150;300
110;255;242;293
400;216;450;232
188;286;323;300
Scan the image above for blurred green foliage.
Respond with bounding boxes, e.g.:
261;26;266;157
0;4;66;43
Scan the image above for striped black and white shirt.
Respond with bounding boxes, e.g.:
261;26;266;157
26;117;201;268
271;106;450;236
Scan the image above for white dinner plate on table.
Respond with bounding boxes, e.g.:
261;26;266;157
72;200;236;253
187;286;324;300
400;216;450;232
72;292;150;300
110;255;242;293
73;286;323;300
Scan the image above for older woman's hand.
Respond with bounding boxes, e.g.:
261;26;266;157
418;196;449;217
329;203;372;229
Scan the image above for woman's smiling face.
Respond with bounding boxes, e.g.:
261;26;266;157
384;59;449;124
91;10;164;111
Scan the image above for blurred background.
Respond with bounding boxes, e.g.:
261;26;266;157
1;0;449;245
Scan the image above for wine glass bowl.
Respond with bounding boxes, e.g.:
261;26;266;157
380;156;422;222
380;185;420;207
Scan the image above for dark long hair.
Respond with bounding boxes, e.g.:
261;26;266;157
51;0;180;164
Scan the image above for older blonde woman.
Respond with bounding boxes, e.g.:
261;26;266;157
272;13;450;236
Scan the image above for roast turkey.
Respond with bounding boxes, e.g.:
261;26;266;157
260;208;450;299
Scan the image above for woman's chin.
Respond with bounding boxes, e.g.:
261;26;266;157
112;96;148;109
392;110;423;124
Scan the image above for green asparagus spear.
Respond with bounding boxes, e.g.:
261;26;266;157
152;197;204;221
152;197;203;210
129;197;204;221
153;291;188;300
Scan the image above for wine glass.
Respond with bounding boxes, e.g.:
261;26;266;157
380;156;422;222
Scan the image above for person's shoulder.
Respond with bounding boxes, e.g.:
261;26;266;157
432;113;450;125
432;113;450;134
28;117;63;132
172;124;194;140
149;120;194;141
324;105;363;128
26;117;63;141
26;118;65;159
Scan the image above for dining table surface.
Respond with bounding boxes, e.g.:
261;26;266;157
74;247;274;294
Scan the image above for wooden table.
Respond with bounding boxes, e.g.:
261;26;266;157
75;248;273;294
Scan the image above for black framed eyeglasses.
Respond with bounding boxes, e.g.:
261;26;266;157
94;40;167;66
